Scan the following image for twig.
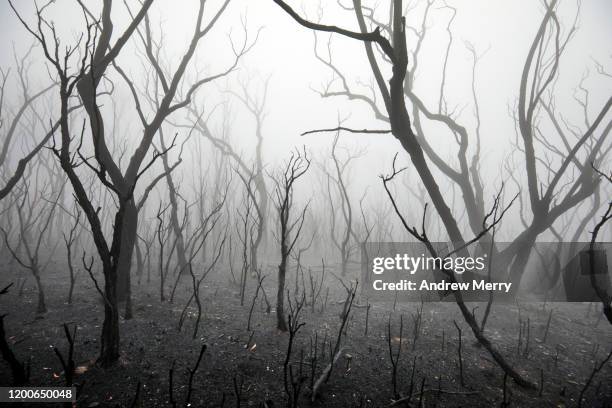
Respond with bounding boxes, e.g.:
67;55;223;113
185;344;207;405
453;320;465;387
301;126;391;136
311;346;345;402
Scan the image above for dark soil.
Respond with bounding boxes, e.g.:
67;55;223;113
1;261;611;408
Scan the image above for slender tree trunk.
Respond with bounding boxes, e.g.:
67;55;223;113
124;266;133;320
160;138;188;276
340;246;348;276
276;259;288;332
67;245;75;304
134;239;144;286
250;217;264;274
33;271;46;314
251;172;268;272
99;265;119;367
116;200;137;302
67;279;75;305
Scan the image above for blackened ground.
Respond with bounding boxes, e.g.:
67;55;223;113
0;262;611;408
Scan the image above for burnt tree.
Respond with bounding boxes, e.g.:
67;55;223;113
271;148;311;332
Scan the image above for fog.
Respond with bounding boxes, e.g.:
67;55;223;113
1;2;609;245
0;1;611;406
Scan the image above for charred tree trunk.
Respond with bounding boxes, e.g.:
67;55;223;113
99;266;120;366
272;150;310;332
32;271;46;314
276;250;288;332
116;200;137;302
273;0;538;388
160;134;188;277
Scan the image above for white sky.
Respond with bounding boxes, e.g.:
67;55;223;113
1;0;610;241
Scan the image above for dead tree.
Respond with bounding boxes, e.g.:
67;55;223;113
282;1;610;287
587;166;612;324
62;207;82;305
158;129;188;278
235;174;256;306
298;0;607;280
311;281;357;402
453;320;465;387
177;193;228;333
0;283;29;385
168;343;207;408
227;74;270;273
387;314;403;399
308;259;326;313
188;233;226;339
291;229;315;297
320;126;364;276
0;45;55;201
11;0;151;366
270;0;606;388
0;314;30;385
356;191;374;283
188;72;269;274
1;174;64;314
381;157;534;388
134;234;146;286
136;227;155;285
167;193;216;303
291;0;606;280
507;1;610;285
52;323;77;390
155;202;173;303
11;0;252;366
110;0;252;302
271;148;311;332
370;0;607;285
283;292;307;407
247;273;266;331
